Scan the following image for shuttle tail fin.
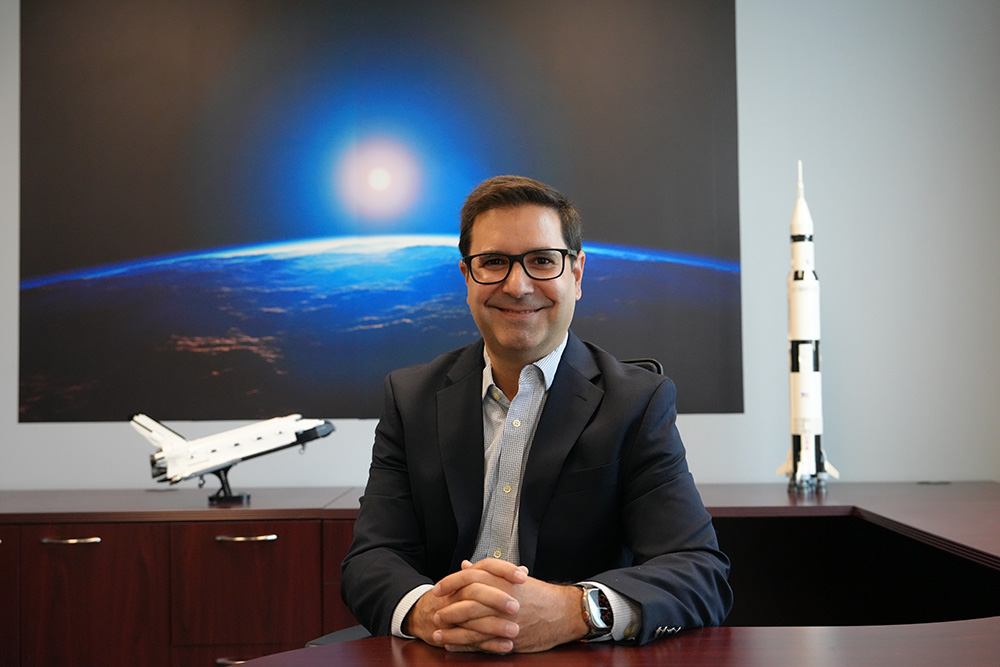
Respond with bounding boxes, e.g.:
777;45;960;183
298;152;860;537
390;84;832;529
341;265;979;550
130;414;188;450
131;414;189;483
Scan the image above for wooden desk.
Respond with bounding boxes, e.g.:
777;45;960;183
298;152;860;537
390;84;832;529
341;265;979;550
238;481;1000;666
702;482;1000;626
698;481;1000;565
243;617;1000;666
3;482;998;666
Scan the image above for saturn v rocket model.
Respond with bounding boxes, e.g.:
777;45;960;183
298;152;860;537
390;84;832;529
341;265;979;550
778;161;839;492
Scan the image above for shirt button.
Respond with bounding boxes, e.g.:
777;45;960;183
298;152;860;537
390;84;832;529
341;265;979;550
493;549;503;559
512;419;521;428
503;484;512;494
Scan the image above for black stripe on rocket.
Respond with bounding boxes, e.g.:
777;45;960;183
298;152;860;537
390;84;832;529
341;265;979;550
789;341;820;372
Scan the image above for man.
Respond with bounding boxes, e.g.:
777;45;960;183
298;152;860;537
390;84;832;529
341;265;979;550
341;175;732;653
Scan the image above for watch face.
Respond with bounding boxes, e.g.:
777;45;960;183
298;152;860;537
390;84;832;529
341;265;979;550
594;590;613;628
585;587;612;631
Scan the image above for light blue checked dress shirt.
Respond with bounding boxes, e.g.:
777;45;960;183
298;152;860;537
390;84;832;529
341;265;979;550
472;337;565;563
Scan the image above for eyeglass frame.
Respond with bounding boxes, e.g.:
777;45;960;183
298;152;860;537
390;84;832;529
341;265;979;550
461;248;579;285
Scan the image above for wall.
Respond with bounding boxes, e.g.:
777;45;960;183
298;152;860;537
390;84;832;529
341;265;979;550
2;0;998;490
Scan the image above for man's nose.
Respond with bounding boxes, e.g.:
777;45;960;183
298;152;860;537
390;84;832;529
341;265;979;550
502;259;535;296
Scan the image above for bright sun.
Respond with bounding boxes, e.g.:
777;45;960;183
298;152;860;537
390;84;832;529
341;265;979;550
368;167;392;191
336;139;420;221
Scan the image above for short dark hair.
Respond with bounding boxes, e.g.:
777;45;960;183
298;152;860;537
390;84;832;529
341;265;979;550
458;175;582;257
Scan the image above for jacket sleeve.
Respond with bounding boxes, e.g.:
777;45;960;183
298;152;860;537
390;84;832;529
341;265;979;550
590;377;733;644
340;372;435;636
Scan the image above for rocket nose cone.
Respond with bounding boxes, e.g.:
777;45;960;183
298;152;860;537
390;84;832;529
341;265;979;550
791;160;815;236
790;197;814;236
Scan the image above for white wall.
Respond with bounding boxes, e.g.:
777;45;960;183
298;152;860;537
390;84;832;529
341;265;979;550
2;0;999;490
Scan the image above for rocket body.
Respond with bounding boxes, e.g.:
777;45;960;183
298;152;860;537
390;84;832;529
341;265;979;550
779;162;838;491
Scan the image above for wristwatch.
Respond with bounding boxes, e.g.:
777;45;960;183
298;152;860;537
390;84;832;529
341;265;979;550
576;584;613;640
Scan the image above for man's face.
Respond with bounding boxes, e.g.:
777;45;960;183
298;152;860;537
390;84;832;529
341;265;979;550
460;204;585;366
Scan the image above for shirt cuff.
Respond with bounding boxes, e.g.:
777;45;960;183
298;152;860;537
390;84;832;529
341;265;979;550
391;584;435;638
582;581;642;642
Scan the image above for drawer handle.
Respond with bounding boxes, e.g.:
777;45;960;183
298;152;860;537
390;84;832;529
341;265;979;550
215;659;247;665
215;534;278;542
40;537;102;545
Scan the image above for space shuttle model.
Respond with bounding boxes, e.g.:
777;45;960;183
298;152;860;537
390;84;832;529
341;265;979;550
778;161;839;492
131;413;335;504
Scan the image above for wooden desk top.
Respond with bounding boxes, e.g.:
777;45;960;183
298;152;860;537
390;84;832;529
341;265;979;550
244;616;1000;666
698;481;1000;568
0;486;363;522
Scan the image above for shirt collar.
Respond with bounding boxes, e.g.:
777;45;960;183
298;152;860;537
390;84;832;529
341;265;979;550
482;335;569;399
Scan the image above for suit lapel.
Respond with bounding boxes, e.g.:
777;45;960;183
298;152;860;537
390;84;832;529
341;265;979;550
437;342;487;566
518;333;603;570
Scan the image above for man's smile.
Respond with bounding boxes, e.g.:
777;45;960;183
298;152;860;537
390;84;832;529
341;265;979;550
490;303;547;316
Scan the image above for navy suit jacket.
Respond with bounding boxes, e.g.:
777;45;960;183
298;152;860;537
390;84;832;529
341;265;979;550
341;332;732;645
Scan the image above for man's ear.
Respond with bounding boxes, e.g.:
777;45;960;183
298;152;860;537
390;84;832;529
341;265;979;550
573;250;585;300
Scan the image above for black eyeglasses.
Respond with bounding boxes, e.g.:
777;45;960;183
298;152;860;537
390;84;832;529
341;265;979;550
462;248;577;285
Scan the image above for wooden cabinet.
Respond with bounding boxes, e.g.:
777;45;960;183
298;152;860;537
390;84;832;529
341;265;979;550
0;487;361;667
20;522;171;667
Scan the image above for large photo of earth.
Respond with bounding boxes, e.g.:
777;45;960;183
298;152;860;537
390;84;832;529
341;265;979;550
20;0;742;421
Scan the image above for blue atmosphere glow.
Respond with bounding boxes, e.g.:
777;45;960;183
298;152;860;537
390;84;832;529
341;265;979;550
20;236;739;290
190;31;523;246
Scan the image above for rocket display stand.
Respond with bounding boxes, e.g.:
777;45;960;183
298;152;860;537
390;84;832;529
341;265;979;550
779;161;839;494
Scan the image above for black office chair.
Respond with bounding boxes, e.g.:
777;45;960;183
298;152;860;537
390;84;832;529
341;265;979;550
308;356;664;647
622;358;664;374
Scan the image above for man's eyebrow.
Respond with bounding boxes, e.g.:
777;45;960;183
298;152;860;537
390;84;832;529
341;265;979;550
472;248;552;255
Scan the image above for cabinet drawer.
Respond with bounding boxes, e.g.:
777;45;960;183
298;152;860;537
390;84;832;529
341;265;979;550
322;519;358;633
171;520;322;645
21;522;170;667
322;519;354;582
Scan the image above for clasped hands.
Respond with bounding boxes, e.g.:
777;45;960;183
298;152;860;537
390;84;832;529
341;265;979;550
404;558;588;653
